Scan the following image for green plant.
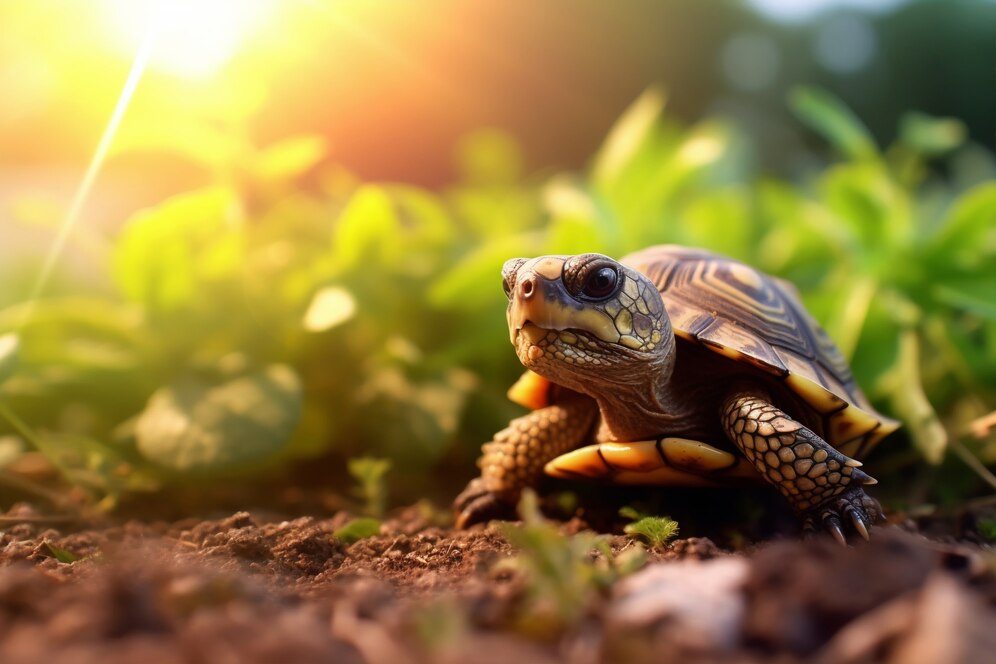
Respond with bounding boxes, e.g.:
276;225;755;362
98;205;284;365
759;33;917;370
43;540;80;563
977;517;996;542
333;517;381;544
619;506;680;549
0;85;991;513
348;457;391;518
782;87;995;465
501;490;646;631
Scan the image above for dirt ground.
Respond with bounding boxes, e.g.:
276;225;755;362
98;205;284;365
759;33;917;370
0;499;994;664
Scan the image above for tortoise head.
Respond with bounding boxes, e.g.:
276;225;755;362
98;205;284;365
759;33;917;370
502;253;675;396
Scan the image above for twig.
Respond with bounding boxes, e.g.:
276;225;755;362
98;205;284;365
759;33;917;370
0;401;42;449
0;469;76;511
966;494;996;509
967;411;996;440
949;437;996;492
0;401;88;516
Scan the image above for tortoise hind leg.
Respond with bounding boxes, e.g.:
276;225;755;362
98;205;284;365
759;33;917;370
721;391;882;544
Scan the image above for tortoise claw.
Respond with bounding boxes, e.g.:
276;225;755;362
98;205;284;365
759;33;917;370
803;485;883;545
850;511;870;541
849;467;878;485
453;479;518;529
826;517;847;546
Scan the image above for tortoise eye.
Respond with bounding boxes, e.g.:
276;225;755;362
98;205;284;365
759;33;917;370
502;277;513;299
582;266;618;299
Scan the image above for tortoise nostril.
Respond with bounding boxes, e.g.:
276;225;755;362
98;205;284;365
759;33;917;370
520;277;535;298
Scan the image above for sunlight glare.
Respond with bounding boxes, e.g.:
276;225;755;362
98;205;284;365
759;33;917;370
20;21;159;329
103;0;275;79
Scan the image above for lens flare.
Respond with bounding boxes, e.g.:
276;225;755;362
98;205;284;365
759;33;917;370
18;21;159;329
103;0;275;79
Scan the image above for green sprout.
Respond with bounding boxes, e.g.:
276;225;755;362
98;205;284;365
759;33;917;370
333;517;381;544
977;517;996;542
620;506;680;549
347;457;391;518
43;541;80;564
501;490;646;632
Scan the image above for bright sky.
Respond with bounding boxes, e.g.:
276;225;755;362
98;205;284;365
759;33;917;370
747;0;909;22
103;0;277;78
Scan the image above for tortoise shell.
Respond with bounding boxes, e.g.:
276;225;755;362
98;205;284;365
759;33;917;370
624;245;898;459
511;245;899;462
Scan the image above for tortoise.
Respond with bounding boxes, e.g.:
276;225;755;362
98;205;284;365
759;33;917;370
454;245;900;542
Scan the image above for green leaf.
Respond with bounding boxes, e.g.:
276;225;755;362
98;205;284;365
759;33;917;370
333;517;382;544
818;161;908;249
0;436;24;468
620;507;680;549
332;186;402;272
112;187;243;311
978;518;996;542
32;432;160;501
821;275;878;360
677;188;754;261
593;87;667;184
303;286;356;332
111;114;249;171
502;490;641;629
252;135;327;183
931;182;996;264
348;457;391;517
899;112;966;156
135;365;302;472
881;331;947;463
428;232;541;309
0;334;20;385
790;87;877;161
0;299;141;343
44;541;80;564
932;281;996;320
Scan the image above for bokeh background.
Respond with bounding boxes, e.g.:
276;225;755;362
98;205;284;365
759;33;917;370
0;0;993;516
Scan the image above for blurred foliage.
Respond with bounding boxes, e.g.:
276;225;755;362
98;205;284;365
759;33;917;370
500;490;647;632
978;517;996;542
348;457;391;518
0;87;993;512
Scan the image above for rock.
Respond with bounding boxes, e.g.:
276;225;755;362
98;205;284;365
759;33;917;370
742;529;938;655
609;556;749;653
817;572;996;664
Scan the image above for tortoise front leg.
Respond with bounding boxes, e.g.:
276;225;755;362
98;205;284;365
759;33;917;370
721;392;882;544
455;394;596;529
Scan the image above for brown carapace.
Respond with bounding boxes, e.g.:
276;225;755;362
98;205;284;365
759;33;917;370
455;245;899;543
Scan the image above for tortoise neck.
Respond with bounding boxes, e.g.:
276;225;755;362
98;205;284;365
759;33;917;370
592;347;691;442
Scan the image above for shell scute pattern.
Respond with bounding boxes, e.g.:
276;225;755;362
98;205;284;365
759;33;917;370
623;245;899;457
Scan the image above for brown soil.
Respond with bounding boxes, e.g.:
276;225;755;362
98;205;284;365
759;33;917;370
0;502;994;664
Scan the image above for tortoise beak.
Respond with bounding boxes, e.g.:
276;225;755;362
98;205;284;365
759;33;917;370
507;273;620;345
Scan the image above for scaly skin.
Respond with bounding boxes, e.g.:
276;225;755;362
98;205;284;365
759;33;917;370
721;392;882;543
455;249;892;543
454;392;596;528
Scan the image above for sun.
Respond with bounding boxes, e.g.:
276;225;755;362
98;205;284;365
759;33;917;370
102;0;276;79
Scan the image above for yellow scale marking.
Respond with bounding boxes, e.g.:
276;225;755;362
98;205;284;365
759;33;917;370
545;438;761;487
